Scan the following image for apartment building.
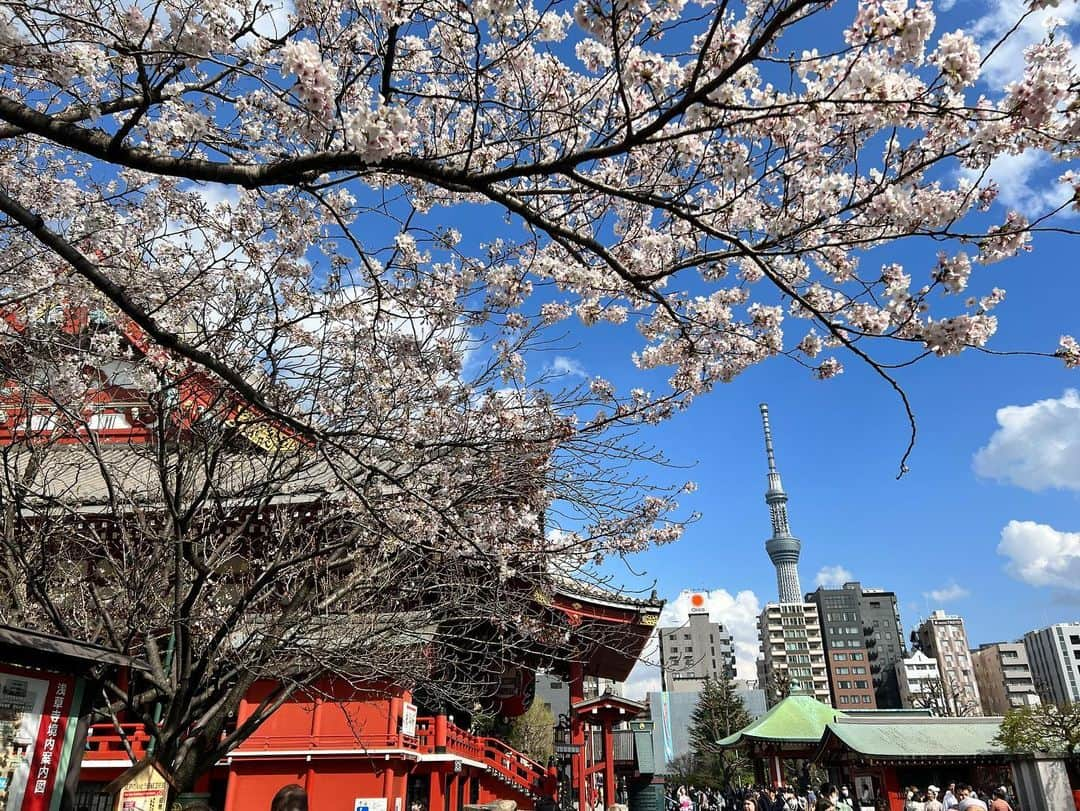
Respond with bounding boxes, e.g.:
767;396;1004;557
1024;622;1080;705
971;642;1040;715
914;610;982;716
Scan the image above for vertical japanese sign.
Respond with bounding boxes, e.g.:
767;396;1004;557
400;703;417;738
0;663;80;811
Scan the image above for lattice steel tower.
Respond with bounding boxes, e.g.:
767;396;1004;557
759;403;803;603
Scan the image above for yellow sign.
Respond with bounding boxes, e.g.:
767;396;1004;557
114;762;169;811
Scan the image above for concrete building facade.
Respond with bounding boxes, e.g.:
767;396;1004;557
1023;622;1080;705
971;642;1040;715
914;610;982;716
658;607;736;692
855;585;906;708
806;585;877;709
757;601;831;706
645;684;767;774
896;650;941;709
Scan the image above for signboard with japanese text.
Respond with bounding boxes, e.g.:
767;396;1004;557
400;703;417;738
112;762;169;811
354;799;388;811
0;663;80;811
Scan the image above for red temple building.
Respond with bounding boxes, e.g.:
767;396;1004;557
75;579;660;811
0;311;663;811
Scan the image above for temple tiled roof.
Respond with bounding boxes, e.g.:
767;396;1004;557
818;716;1007;760
553;577;663;610
718;696;844;747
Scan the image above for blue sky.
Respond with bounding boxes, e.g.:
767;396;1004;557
193;0;1080;694
503;0;1080;695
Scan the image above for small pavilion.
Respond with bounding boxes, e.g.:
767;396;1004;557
572;694;646;811
717;696;843;786
814;716;1013;810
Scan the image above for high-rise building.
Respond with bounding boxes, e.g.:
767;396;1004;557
914;610;982;716
754;405;829;706
759;404;802;603
1023;622;1080;705
806;585;876;709
852;585;906;708
658;602;736;692
757;602;831;705
895;650;941;709
971;642;1040;715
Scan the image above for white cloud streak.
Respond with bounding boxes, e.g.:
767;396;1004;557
548;355;587;378
814;565;854;588
923;581;970;603
963;0;1080;217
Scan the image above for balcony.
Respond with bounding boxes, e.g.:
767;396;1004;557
84;715;553;799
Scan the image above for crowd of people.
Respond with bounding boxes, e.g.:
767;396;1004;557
902;782;1014;811
669;781;1017;811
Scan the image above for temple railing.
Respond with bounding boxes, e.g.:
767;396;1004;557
83;715;553;801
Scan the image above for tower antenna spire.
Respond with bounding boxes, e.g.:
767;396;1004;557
760;403;778;474
759;403;803;603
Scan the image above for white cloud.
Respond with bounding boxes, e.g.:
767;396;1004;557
548;355;587;378
973;390;1080;492
998;520;1080;590
969;0;1080;87
622;588;762;701
963;1;1080;217
964;150;1075;219
814;565;854;588
923;581;970;603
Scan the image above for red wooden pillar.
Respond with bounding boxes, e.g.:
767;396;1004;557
434;714;448;752
223;769;238;811
384;763;397;805
767;755;782;789
431;770;447;811
602;720;615;810
569;662;587;811
389;695;404;745
448;772;460;811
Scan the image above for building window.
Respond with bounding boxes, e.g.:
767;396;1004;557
855;680;868;689
862;695;872;704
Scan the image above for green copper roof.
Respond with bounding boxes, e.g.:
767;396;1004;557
718;696;844;747
819;718;1006;759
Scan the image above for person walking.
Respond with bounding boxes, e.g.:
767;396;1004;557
815;784;839;811
924;786;944;811
956;784;987;811
942;784;959;810
988;788;1012;811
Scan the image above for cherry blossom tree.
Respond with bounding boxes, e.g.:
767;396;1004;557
0;311;676;800
0;0;1077;473
0;0;1078;798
